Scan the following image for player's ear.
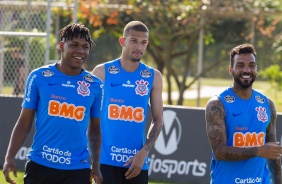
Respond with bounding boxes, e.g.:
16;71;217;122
119;37;125;46
229;65;233;76
59;41;64;51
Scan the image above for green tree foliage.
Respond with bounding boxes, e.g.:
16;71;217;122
75;0;227;105
259;64;282;90
259;64;282;101
59;0;282;105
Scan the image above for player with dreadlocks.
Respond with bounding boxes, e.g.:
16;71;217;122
3;23;103;184
60;23;95;49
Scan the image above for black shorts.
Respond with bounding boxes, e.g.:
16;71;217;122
24;160;90;184
100;164;148;184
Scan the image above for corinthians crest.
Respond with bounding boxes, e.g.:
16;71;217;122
135;79;149;96
77;81;90;97
255;106;268;123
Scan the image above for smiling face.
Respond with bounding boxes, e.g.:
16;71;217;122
120;29;149;62
229;53;257;89
60;36;90;70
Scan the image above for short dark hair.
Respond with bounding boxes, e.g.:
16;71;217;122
123;21;149;37
229;43;256;67
59;23;95;49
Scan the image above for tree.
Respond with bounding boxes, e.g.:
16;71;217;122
260;64;282;100
76;0;219;105
63;0;282;105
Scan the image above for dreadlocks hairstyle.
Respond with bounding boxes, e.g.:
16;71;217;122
123;21;149;37
59;23;95;49
229;43;256;67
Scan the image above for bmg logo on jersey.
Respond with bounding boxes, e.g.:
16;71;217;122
108;104;144;123
233;132;265;147
48;100;86;121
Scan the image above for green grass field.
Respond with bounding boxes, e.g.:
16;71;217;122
0;170;24;184
0;170;180;184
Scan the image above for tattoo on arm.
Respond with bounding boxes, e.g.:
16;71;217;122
266;99;281;183
145;120;163;153
206;102;225;151
206;98;257;161
266;99;277;142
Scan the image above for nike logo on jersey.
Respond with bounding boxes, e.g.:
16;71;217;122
233;112;243;117
110;83;121;87
48;83;59;86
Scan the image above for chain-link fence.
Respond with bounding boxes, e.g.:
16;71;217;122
0;0;73;96
0;1;48;96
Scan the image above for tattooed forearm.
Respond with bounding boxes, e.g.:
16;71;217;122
216;145;258;161
206;97;258;161
266;99;281;183
266;98;277;142
206;99;226;154
145;120;163;153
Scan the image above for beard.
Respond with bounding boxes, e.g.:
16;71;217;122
234;75;256;88
131;57;141;62
131;51;143;62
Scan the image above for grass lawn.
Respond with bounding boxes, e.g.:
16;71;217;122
0;170;24;184
0;170;180;184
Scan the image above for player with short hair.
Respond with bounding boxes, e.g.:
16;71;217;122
92;20;164;184
205;43;282;184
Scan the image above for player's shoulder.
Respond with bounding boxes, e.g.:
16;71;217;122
82;72;103;93
82;70;103;85
206;95;223;110
153;68;162;77
93;59;118;72
94;63;105;70
253;89;275;109
139;62;160;75
29;63;56;78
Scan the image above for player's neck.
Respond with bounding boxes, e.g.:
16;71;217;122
231;85;253;100
56;62;82;76
119;57;140;72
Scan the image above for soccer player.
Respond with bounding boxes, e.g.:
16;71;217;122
205;43;282;184
3;23;103;184
92;21;163;184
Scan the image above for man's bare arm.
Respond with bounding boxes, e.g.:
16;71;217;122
3;108;35;183
124;69;163;179
144;69;163;152
205;96;258;161
266;98;281;184
88;117;103;184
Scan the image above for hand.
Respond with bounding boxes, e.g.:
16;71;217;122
258;142;282;160
89;166;103;184
3;157;17;184
124;149;147;179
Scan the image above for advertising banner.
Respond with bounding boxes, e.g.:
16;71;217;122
148;108;210;183
1;97;282;183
